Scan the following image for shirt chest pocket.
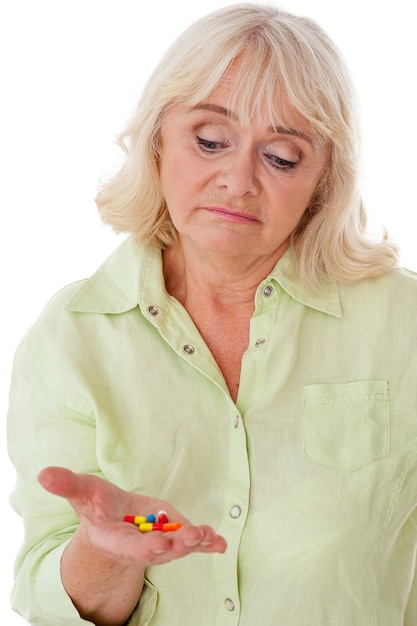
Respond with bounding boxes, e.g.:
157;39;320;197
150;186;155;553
301;380;390;471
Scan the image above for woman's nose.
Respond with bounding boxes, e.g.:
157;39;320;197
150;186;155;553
214;149;260;197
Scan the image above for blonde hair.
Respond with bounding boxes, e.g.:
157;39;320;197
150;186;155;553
96;3;398;290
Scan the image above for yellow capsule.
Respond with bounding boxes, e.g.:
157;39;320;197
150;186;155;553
134;516;147;525
138;523;154;532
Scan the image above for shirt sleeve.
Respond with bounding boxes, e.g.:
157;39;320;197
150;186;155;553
7;322;99;624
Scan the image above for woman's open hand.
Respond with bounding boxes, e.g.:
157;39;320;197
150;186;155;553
38;466;227;567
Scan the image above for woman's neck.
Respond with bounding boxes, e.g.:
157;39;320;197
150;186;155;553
162;239;285;310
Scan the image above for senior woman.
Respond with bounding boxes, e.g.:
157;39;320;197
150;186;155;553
7;4;417;626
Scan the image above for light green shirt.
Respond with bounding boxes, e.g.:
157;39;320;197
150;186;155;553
7;238;417;625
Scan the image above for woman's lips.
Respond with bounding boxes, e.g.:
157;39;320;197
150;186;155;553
203;206;259;223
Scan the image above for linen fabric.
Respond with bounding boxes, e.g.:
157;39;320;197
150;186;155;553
7;237;417;625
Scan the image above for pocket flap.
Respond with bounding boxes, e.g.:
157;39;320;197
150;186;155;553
301;380;390;471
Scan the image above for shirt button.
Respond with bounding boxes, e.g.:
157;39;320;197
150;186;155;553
225;598;235;611
229;505;241;519
147;305;159;316
233;415;240;428
263;285;274;297
182;344;195;355
255;338;266;347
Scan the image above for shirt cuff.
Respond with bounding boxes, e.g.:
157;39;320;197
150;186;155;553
34;539;91;623
34;541;158;625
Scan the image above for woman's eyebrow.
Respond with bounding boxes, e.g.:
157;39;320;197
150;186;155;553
190;103;313;144
191;103;237;120
272;125;313;145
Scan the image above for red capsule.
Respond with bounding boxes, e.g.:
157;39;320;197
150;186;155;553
138;522;180;533
124;515;147;525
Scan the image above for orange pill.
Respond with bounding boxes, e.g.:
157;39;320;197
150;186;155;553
162;522;182;532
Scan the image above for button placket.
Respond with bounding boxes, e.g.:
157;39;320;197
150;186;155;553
213;408;249;625
238;283;277;410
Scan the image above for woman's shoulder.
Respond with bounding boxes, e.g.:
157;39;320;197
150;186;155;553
373;265;417;295
36;237;149;318
392;265;417;287
20;238;151;346
337;265;417;318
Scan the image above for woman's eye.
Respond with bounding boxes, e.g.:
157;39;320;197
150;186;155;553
196;135;298;169
266;153;298;170
196;135;224;152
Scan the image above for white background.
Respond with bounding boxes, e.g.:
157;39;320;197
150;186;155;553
1;0;416;622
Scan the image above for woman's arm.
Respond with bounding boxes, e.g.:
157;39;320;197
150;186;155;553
39;467;226;626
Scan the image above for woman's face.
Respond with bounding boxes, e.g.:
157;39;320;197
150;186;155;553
158;65;330;265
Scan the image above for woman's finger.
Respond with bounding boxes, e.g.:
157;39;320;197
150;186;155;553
38;466;82;499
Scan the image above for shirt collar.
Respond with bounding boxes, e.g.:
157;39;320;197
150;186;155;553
268;248;343;318
66;238;342;318
66;237;152;314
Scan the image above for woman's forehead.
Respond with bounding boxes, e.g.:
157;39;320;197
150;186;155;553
200;63;314;137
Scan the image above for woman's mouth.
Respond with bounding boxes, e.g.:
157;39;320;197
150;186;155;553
203;206;259;224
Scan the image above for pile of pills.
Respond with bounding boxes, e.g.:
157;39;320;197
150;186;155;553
123;511;182;533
